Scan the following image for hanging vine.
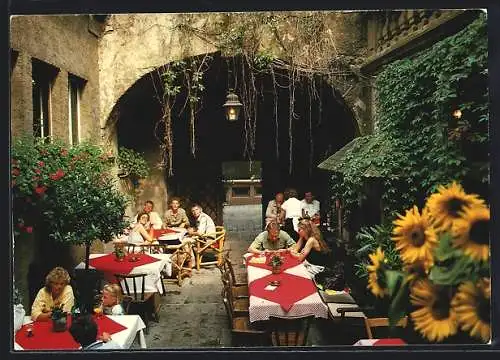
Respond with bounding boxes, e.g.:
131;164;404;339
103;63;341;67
148;11;364;173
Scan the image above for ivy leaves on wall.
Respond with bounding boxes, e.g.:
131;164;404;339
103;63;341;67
331;14;488;227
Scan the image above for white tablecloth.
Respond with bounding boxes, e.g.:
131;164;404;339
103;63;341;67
75;253;171;294
14;315;147;350
245;253;329;322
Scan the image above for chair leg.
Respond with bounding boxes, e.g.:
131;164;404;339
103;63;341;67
196;253;201;271
160;275;167;296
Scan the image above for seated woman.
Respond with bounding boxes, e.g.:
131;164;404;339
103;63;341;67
290;218;331;267
100;284;125;315
127;211;155;245
164;197;190;229
31;267;75;321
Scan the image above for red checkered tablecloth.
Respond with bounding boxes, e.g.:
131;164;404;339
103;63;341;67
245;252;328;323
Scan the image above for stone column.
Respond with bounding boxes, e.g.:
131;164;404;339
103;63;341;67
50;69;69;142
10;51;33;137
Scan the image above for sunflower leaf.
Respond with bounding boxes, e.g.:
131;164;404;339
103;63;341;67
429;255;476;285
385;270;404;298
434;232;462;262
388;278;409;327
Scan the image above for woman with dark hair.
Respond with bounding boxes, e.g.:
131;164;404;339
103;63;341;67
31;267;74;321
290;218;331;267
128;211;154;244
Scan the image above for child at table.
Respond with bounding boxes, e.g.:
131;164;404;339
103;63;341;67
100;284;125;316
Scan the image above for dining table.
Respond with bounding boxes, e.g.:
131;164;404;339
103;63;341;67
75;253;171;294
244;251;329;323
14;314;147;350
353;338;407;346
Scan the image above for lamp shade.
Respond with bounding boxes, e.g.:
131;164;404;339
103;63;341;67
223;91;243;121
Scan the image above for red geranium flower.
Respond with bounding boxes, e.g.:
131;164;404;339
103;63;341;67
12;168;20;176
25;226;33;233
17;223;23;229
50;168;65;181
35;168;41;174
35;185;47;195
38;161;45;167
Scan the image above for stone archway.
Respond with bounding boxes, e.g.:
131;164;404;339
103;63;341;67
108;51;358;225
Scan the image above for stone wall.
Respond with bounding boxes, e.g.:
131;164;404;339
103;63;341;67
10;15;104;307
10;15;101;142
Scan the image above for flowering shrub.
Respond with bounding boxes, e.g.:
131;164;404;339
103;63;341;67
366;182;490;343
12;136;129;266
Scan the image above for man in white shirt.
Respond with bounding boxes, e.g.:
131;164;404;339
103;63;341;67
281;188;302;239
188;204;216;237
132;200;163;229
301;191;321;225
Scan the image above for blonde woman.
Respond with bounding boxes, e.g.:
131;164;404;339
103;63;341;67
31;267;75;321
100;284;125;315
290;218;331;267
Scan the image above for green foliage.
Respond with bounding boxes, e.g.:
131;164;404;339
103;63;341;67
117;147;150;179
353;223;402;279
11;135;129;248
330;15;488;225
51;303;66;320
253;50;276;71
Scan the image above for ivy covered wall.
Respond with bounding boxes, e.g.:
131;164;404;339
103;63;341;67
330;14;488;233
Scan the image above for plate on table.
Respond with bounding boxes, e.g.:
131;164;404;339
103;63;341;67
128;256;140;262
269;280;281;286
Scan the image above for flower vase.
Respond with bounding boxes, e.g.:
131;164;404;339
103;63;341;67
52;315;67;332
272;265;281;274
13;304;25;332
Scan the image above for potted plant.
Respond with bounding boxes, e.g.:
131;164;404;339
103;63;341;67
268;254;284;274
13;284;25;332
113;242;126;261
51;303;68;332
12;136;130;314
366;182;490;343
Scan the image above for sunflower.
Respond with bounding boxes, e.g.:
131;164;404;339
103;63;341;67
410;279;458;342
392;206;437;270
366;247;388;298
452;205;490;262
451;278;490;343
425;182;485;232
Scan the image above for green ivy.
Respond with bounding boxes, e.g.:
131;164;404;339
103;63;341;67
117;146;150;179
330;14;488;227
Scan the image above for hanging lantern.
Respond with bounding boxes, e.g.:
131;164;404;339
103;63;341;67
452;109;462;119
223;90;243;121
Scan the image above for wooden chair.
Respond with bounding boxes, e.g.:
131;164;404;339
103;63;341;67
363;316;408;339
221;282;249;317
125;243;138;254
224;252;247;286
139;243;165;254
162;239;194;286
194;226;226;270
222;295;268;346
114;273;158;333
220;268;249;300
268;314;315;346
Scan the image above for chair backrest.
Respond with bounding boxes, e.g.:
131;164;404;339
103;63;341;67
222;295;234;329
140;243;164;254
364;316;408;339
268;314;314;346
114;273;147;302
125;243;137;254
225;257;239;285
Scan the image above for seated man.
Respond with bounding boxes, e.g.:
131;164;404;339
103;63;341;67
187;204;216;238
265;191;284;227
69;315;122;350
301;190;321;225
164;197;190;228
248;221;296;255
131;200;163;230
